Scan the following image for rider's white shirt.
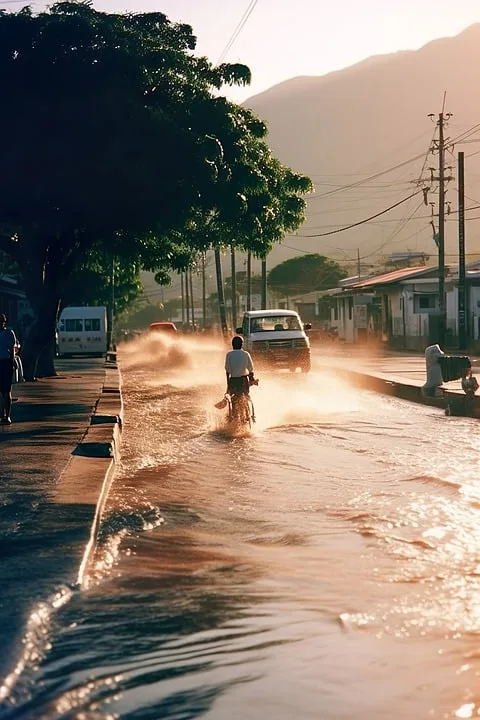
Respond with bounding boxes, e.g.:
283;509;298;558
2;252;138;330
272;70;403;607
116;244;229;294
225;349;254;378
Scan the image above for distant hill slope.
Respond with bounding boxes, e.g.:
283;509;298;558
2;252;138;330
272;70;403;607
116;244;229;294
245;25;480;271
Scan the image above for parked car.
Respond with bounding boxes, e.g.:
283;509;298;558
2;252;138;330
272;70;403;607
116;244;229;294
149;321;178;334
236;309;311;372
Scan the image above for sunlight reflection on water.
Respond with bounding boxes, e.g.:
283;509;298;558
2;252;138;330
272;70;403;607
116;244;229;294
5;336;480;718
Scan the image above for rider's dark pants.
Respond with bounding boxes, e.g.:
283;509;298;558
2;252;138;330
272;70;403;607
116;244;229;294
228;376;249;396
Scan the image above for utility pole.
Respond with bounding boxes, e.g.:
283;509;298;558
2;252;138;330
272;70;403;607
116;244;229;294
189;268;195;330
202;253;206;329
438;112;447;347
230;245;237;330
247;252;252;311
108;255;115;350
458;151;467;350
261;257;267;309
214;247;228;335
357;248;361;278
185;269;190;327
180;272;185;327
426;106;453;347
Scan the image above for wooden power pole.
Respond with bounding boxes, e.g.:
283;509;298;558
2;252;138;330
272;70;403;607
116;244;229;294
458;151;467;350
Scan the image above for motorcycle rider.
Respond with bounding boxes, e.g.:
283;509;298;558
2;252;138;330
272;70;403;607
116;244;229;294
225;335;256;397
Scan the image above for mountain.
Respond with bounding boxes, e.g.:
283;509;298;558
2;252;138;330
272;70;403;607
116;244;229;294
244;24;480;271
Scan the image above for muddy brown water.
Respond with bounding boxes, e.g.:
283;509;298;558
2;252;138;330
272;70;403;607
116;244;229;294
2;335;480;720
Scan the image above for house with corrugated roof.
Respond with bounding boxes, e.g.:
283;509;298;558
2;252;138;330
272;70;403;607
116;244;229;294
324;262;480;351
333;265;447;350
268;260;480;351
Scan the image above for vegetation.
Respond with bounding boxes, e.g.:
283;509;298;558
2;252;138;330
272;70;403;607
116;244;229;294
62;246;143;314
0;2;311;378
268;254;346;297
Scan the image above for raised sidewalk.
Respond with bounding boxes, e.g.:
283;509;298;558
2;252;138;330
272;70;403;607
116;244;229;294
0;354;123;689
317;350;480;415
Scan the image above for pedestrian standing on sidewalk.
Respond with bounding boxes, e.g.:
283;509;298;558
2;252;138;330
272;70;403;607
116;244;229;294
0;312;17;424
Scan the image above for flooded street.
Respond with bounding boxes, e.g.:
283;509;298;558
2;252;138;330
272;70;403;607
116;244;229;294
4;334;480;719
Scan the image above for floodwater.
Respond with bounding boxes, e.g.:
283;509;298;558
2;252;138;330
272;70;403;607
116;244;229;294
3;333;480;719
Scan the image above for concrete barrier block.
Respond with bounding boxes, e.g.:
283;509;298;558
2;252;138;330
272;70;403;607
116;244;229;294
104;367;121;391
91;414;121;425
95;395;123;424
54;455;114;505
75;422;121;460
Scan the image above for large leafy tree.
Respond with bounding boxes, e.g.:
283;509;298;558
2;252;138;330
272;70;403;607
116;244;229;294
0;2;311;378
62;245;142;314
268;254;347;297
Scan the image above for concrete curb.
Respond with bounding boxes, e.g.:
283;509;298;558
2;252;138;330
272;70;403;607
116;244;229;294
329;366;480;417
55;354;123;589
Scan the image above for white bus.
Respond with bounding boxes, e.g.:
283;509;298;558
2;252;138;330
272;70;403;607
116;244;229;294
57;306;108;357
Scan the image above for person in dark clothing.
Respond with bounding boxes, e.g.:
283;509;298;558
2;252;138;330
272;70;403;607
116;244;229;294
0;312;17;424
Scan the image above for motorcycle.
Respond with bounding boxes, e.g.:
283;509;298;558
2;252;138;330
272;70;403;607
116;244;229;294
215;377;258;429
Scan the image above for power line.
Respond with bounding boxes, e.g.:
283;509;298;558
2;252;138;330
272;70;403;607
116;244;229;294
359;200;426;261
302;204;480;230
450;122;480;146
217;0;258;64
308;152;427;202
297;191;421;238
415;126;437;185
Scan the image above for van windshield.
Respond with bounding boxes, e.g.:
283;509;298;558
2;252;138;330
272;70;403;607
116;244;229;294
250;315;301;332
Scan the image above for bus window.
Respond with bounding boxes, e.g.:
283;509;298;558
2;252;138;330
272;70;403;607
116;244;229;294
65;319;83;332
84;318;101;332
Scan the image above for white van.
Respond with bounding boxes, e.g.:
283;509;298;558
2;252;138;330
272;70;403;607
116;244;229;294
57;306;107;358
236;309;311;372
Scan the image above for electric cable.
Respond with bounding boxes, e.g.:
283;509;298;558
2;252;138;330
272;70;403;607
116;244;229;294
297;191;421;238
217;0;258;64
450;122;480;146
308;153;428;201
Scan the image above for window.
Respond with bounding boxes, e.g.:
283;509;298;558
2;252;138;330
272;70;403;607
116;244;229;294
413;295;437;313
419;296;433;309
250;315;301;332
85;318;100;331
65;319;83;332
348;297;353;320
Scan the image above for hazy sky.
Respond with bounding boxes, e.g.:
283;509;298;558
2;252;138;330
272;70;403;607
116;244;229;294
64;0;480;102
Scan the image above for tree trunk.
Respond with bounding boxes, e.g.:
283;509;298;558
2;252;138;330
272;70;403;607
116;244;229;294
21;295;59;380
214;247;228;335
36;339;56;378
261;257;267;310
247;252;252;311
19;258;62;381
230;245;237;330
6;231;85;380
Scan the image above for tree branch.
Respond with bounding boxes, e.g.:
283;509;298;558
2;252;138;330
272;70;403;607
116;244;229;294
0;233;19;259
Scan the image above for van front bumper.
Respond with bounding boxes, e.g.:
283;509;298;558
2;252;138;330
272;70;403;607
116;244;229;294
251;343;310;368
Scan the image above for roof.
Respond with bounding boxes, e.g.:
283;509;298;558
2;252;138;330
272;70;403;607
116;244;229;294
243;309;299;317
348;265;436;289
60;306;106;317
149;321;178;332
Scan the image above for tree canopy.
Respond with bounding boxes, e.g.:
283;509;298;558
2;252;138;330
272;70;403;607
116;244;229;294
268;254;346;297
0;2;312;377
61;245;143;315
